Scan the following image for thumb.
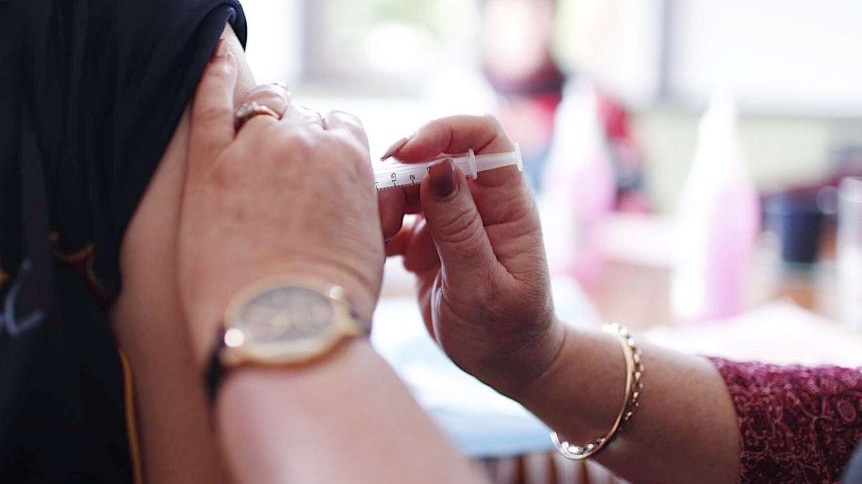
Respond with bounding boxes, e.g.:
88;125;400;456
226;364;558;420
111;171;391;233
420;159;497;281
188;39;238;181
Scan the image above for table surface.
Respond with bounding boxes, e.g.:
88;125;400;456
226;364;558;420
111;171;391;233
583;253;841;332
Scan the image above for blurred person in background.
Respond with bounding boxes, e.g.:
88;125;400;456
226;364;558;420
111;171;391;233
479;0;565;191
479;0;649;212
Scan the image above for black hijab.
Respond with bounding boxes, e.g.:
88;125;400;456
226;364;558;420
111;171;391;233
0;0;246;481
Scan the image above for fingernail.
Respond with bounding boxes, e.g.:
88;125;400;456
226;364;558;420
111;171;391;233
429;159;457;199
380;135;412;161
212;39;228;60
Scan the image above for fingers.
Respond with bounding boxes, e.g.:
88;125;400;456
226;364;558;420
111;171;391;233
281;104;325;129
379;188;407;241
232;83;291;135
380;136;411;161
236;83;292;128
188;39;238;179
385;217;440;275
381;114;519;188
379;184;421;241
419;160;497;279
382;114;514;162
324;111;369;148
379;115;522;266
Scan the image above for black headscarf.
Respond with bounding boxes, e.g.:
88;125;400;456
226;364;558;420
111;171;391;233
0;0;246;481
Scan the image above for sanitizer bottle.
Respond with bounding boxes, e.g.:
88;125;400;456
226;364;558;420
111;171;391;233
671;93;760;323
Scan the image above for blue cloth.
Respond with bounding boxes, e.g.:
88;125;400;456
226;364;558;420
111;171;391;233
372;318;554;457
846;443;862;483
372;277;598;457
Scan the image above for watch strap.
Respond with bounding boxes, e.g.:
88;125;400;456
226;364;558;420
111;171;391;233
204;330;227;406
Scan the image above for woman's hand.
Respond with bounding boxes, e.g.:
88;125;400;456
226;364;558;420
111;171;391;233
381;115;564;398
178;45;384;362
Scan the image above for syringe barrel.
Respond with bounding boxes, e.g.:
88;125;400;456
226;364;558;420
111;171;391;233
373;145;522;190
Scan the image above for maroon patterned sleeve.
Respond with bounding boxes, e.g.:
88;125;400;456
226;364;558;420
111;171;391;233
709;358;862;483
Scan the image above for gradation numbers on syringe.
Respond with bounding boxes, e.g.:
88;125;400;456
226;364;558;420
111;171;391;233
375;165;432;191
373;145;523;192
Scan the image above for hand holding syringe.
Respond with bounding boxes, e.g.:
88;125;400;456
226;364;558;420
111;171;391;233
374;144;523;191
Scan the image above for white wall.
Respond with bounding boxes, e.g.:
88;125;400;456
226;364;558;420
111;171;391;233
240;0;305;84
668;0;862;116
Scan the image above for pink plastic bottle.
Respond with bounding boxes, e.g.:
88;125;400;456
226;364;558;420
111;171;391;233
670;93;760;323
541;82;615;286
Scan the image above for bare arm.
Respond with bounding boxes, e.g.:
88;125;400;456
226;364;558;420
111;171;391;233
382;116;740;484
174;41;481;483
216;342;482;483
111;25;254;484
515;327;739;484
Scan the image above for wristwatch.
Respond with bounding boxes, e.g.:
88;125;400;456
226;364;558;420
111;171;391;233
204;279;368;404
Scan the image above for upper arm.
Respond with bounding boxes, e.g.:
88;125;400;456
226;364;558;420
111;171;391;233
109;24;256;484
114;23;254;349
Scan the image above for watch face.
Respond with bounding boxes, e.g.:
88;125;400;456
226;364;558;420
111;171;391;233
232;286;335;346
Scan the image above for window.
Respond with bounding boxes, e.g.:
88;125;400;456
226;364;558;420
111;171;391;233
244;0;483;95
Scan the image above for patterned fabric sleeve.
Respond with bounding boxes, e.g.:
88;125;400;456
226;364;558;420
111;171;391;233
709;358;862;483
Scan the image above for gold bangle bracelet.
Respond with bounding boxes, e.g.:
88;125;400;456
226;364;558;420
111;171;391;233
550;323;644;460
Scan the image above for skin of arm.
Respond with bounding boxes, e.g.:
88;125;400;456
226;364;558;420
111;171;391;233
114;27;481;483
381;116;741;484
217;341;483;483
515;326;740;484
110;26;253;483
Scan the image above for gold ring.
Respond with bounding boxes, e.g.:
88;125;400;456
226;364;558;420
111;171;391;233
234;102;280;130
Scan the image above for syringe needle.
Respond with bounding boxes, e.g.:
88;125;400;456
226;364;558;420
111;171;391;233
373;144;523;191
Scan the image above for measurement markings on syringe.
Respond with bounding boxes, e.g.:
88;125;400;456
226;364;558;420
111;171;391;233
374;165;431;190
373;146;522;191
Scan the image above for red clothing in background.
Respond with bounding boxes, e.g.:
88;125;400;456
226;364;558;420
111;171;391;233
711;358;862;483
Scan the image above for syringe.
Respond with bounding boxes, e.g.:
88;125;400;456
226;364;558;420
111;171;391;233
374;144;523;191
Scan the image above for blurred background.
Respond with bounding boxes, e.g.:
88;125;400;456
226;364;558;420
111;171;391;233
242;0;862;212
237;2;862;478
240;0;862;334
